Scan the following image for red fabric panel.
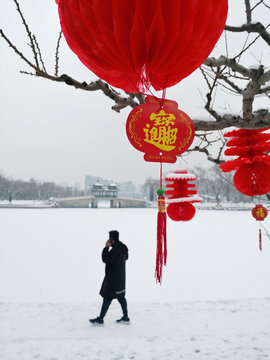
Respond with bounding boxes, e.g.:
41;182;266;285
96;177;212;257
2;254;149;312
226;133;270;147
224;128;270;138
225;144;270;157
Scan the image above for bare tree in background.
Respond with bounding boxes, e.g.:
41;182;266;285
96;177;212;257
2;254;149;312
141;177;160;201
1;0;270;166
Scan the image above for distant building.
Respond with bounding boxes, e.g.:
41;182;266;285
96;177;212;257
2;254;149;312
91;183;118;198
84;175;143;198
85;176;100;194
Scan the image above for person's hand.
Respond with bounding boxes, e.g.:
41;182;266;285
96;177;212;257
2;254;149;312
105;240;111;248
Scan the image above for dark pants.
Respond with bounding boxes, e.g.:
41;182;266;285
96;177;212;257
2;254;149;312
99;295;128;320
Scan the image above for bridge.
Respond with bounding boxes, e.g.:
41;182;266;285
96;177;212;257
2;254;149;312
58;195;147;208
58;183;147;208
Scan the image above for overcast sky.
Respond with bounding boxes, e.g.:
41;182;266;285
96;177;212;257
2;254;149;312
0;0;269;188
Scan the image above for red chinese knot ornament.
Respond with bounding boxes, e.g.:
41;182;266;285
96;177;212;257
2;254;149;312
126;96;195;163
155;188;167;284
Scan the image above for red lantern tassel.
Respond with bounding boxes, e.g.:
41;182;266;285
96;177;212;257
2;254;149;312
259;228;262;251
156;193;167;284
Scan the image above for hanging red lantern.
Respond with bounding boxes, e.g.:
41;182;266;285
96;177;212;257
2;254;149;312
219;128;270;196
56;0;228;92
126;96;195;163
251;204;268;251
165;170;202;221
166;202;196;222
252;205;268;221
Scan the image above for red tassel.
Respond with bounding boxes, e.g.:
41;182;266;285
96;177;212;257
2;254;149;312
259;228;262;251
156;195;167;284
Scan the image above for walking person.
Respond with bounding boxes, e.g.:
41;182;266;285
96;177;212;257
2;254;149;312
90;230;130;325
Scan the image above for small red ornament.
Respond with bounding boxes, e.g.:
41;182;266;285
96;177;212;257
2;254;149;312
252;205;268;221
219;128;270;196
251;204;268;252
126;96;195;163
165;170;202;221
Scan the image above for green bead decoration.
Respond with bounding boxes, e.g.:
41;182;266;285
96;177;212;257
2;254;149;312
157;188;164;196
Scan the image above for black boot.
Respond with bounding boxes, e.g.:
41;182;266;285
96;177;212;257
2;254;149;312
89;317;104;325
116;316;130;324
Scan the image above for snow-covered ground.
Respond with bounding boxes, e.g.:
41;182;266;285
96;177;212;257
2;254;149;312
0;208;270;359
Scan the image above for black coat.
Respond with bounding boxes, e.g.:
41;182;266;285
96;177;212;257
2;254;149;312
99;241;128;299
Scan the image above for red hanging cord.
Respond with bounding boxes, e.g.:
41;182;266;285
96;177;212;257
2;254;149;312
259;227;262;251
160;160;163;189
156;158;167;284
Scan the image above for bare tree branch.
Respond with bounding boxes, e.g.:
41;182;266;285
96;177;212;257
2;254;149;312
204;56;254;78
262;1;270;10
33;35;46;73
57;75;140;111
13;0;39;67
186;145;224;165
55;31;62;77
251;0;264;12
245;0;252;23
225;22;270;46
217;74;243;94
0;29;40;74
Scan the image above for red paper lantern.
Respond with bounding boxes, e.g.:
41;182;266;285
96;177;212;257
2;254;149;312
252;204;268;251
165;170;202;221
56;0;228;92
252;205;268;221
220;128;270;196
126;96;195;163
233;163;270;196
166;202;196;221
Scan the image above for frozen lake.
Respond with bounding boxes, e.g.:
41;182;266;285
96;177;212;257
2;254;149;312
0;208;269;360
0;207;270;302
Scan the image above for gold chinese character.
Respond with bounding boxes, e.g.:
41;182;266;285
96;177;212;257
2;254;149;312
150;110;175;126
143;110;178;151
256;208;265;218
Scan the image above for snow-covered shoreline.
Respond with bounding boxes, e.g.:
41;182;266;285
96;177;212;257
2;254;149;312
1;199;267;211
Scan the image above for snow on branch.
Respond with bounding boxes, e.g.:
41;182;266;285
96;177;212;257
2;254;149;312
225;22;270;46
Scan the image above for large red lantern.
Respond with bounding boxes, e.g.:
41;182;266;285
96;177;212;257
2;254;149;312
126;96;195;163
56;0;228;92
219;128;270;196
